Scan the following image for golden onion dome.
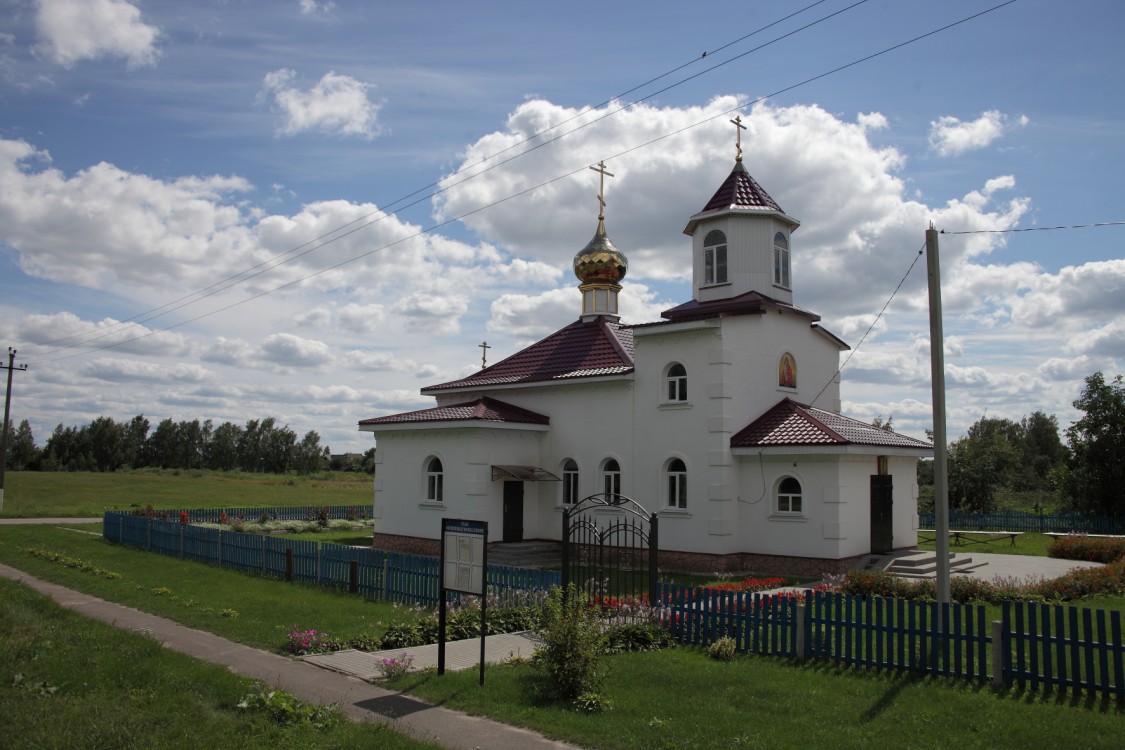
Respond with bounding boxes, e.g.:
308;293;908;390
573;219;628;284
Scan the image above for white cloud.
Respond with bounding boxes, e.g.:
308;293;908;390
34;0;160;68
259;333;333;367
395;291;470;335
928;110;1027;157
259;69;382;139
299;0;336;14
79;358;210;384
337;303;386;333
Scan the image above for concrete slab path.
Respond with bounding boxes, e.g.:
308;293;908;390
0;563;580;750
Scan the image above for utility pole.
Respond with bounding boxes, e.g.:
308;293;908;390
0;347;28;513
925;227;951;607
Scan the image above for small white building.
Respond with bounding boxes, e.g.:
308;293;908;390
359;150;931;576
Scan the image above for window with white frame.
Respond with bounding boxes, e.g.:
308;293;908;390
562;459;579;505
602;458;621;499
426;457;444;502
666;458;687;509
773;232;790;289
776;476;802;514
666;363;688;402
703;230;728;285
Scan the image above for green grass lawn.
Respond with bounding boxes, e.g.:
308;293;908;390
0;469;372;517
0;577;439;750
0;524;405;650
915;531;1056;557
393;648;1123;750
2;522;1122;750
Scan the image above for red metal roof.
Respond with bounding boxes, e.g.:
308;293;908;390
658;289;821;323
420;317;634;393
700;161;785;214
731;398;933;450
358;396;549;427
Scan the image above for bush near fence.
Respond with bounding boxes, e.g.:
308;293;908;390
1049;535;1125;564
102;510;1123;700
919;509;1125;534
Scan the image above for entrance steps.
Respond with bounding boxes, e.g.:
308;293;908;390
488;540;561;568
855;550;987;579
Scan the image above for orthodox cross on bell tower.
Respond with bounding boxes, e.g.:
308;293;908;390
730;115;747;162
478;340;491;369
590;160;614;221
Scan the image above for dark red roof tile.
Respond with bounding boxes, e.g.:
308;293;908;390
359;396;549;427
421;317;634;393
700;161;785;214
659;289;820;323
731;398;932;450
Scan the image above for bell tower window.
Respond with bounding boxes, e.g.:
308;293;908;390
773;232;790;289
703;230;728;285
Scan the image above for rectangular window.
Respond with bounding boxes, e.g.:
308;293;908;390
667;475;686;509
428;474;443;502
715;246;727;283
704;248;715;284
774;247;790;288
563;472;578;505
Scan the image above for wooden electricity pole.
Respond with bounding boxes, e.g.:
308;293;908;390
925;228;951;607
0;347;28;513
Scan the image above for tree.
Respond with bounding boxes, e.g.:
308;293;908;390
121;415;150;469
5;419;38;470
1062;372;1125;516
87;416;124;472
293;430;326;475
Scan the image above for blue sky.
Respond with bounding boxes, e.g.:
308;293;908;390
1;0;1123;453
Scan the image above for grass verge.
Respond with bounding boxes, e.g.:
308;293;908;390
0;524;407;651
0;577;438;749
0;469;372;518
915;531;1055;557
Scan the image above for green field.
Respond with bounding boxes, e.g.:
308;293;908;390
0;469;372;517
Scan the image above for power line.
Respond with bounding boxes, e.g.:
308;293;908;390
941;221;1125;235
29;1;855;360
810;244;927;408
24;0;1021;365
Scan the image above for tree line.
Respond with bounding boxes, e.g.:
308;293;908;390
916;372;1124;518
3;415;375;476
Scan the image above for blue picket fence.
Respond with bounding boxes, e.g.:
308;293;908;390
655;583;798;656
135;504;371;524
103;511;557;607
102;510;1123;699
919;509;1125;534
804;591;991;681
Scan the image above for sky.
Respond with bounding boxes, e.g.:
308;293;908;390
1;0;1123;456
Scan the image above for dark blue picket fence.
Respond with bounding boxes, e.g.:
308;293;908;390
919;509;1125;534
103;510;1123;699
136;504;371;524
103;511;557;607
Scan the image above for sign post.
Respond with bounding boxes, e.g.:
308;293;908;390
438;518;488;685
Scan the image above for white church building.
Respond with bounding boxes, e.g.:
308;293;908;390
360;145;931;576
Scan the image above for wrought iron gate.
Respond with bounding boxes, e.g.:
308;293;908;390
561;493;658;607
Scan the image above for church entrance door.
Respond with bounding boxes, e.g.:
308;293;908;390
503;481;524;543
870;475;894;553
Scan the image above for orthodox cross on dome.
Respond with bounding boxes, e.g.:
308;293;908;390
730;114;747;162
589;160;614;221
478;340;491;369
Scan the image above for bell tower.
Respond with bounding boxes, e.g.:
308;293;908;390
683;116;800;304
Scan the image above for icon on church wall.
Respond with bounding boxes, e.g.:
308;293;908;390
779;353;796;388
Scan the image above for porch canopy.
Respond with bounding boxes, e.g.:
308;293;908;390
491;465;561;482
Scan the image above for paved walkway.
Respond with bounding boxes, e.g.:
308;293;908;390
0;563;579;750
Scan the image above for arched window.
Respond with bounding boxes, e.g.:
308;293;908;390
704;229;728;285
773;232;790;289
666;458;687;509
562;459;579;505
666;363;688;402
602;458;621;498
777;476;802;514
426;457;444;502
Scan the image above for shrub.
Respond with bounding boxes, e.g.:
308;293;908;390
707;635;737;661
604;622;677;654
1048;535;1125;564
379;621;423;650
376;653;415;680
839;570;915;599
285;626;331;655
1032;559;1125;600
531;585;607;704
237;685;339;730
